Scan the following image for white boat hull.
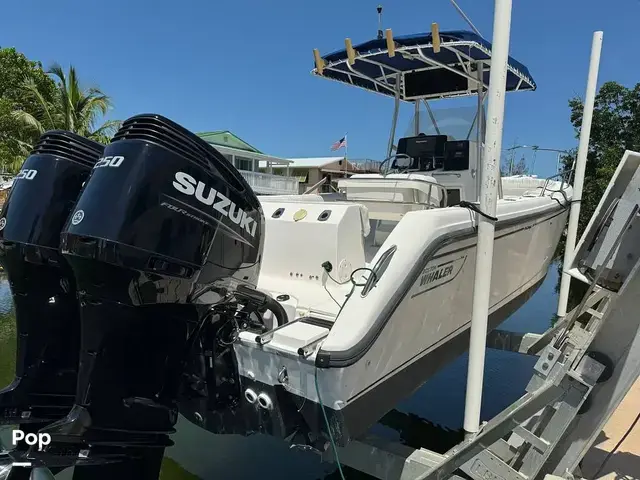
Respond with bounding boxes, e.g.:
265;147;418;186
181;196;569;446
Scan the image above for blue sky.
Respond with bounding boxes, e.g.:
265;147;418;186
2;0;639;177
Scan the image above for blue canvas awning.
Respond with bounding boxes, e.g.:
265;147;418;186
312;30;536;101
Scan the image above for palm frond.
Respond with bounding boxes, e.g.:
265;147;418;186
79;91;110;116
47;63;67;87
20;78;56;130
67;65;83;131
77;95;111;133
19;63;118;139
11;109;45;136
90;119;121;137
67;65;82;109
49;62;74;131
88;119;122;144
8;137;34;156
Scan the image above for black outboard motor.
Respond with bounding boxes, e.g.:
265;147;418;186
0;131;103;426
42;114;267;469
0;132;102;478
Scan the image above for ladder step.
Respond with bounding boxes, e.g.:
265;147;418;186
513;425;550;453
585;307;604;319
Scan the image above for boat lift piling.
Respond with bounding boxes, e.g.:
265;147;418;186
557;31;604;318
463;0;513;436
475;62;486;200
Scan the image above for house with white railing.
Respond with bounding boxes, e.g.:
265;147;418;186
197;131;298;195
272;157;383;193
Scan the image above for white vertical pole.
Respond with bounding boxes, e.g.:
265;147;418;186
387;74;401;157
557;31;603;318
476;61;484;201
463;0;512;435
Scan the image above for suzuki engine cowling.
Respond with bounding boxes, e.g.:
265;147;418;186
46;114;265;453
0;131;103;427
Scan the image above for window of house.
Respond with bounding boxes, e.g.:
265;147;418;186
236;156;254;172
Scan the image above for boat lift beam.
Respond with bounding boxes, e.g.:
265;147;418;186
324;149;640;480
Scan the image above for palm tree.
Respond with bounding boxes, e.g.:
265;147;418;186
12;63;121;147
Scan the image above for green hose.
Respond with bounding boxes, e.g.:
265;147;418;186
314;367;346;480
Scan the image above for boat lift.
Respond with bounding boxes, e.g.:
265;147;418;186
321;148;640;480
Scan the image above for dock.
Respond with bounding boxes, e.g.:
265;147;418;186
581;378;640;480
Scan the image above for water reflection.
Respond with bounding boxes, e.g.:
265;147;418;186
0;272;16;393
0;273;12;315
394;261;559;432
0;263;561;479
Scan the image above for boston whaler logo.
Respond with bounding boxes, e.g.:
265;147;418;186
171;172;257;238
412;254;467;298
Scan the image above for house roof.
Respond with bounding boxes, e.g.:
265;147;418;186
273;156;347;169
197;130;263;154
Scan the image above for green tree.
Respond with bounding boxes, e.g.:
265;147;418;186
560;81;640;237
13;63;121;145
0;47;57;172
556;81;640;309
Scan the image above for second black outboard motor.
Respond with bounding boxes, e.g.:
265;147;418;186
0;132;102;473
42;114;268;473
0;132;102;424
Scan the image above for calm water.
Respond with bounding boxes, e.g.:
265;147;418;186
0;263;561;479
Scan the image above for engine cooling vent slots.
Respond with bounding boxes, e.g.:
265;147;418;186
112;114;246;193
30;130;103;168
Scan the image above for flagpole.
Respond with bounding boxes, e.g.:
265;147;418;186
344;132;348;177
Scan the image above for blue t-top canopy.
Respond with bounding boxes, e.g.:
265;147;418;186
312;30;536;102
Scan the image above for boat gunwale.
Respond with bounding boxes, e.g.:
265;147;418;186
315;201;569;368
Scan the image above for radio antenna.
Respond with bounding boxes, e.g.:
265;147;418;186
377;5;383;39
449;0;483;37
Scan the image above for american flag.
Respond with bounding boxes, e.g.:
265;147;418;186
330;136;347;151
